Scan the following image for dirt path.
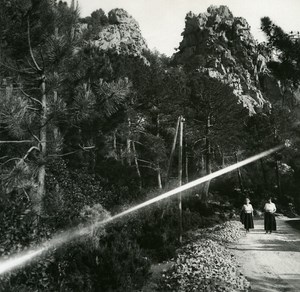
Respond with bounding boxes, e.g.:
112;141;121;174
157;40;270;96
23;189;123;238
230;218;300;292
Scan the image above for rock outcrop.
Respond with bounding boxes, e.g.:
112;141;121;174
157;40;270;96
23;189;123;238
93;8;148;59
174;5;272;115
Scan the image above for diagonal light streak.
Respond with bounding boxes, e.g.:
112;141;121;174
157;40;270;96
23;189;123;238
0;144;284;276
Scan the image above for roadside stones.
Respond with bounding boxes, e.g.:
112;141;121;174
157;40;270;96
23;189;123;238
160;221;250;291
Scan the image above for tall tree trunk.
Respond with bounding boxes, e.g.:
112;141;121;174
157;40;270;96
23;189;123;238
235;152;244;192
53;91;59;143
113;130;118;160
203;114;211;203
260;158;268;188
157;169;162;189
132;141;142;190
275;159;282;196
126;118;131;165
201;154;205;171
178;116;183;244
205;115;212;174
273;128;282;196
185;139;189;183
166;117;180;180
36;74;47;216
156;113;162;189
221;151;225;168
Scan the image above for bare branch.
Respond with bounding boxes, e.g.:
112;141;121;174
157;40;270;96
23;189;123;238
0;140;34;144
25;56;38;71
0;158;21;167
131;140;144;146
39;115;54;129
137;159;158;171
22;146;40;160
20;88;43;106
139;164;157;171
48;150;78;157
193;138;206;146
27;107;39;111
39;49;45;70
22;188;30;202
28;130;41;144
27;17;42;73
2;146;40;179
79;144;95;151
137;158;153;165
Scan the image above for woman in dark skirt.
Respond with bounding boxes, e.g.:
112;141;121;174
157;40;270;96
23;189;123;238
241;198;254;232
264;197;277;233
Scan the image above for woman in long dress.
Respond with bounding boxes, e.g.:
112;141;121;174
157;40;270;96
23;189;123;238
264;197;277;234
241;198;254;232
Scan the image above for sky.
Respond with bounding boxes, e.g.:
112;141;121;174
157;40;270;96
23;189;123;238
68;0;300;56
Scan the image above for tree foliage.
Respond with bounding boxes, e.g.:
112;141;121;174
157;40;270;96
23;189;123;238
261;16;300;84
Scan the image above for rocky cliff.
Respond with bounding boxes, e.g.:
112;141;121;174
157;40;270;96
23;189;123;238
92;8;148;59
174;5;274;115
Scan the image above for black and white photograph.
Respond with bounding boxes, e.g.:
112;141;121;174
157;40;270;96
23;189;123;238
1;0;300;291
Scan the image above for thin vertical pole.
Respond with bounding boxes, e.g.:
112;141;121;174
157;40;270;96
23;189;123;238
178;116;183;244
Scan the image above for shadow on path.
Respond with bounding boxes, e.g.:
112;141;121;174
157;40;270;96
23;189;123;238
230;218;300;292
286;219;300;231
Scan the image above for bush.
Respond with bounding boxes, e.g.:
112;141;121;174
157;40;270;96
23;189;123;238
110;197;210;262
49;226;150;292
45;158;117;229
0;200;150;292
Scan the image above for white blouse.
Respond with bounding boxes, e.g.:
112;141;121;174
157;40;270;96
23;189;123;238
243;204;253;213
264;202;276;213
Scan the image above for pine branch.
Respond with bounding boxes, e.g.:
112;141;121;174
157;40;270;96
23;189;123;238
0;61;34;75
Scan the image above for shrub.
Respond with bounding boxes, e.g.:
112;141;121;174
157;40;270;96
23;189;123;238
51;226;151;292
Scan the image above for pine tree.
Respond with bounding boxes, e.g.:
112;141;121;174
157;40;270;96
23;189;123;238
187;73;248;201
0;0;80;217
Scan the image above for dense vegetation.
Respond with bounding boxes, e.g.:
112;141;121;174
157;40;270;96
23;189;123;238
0;1;300;291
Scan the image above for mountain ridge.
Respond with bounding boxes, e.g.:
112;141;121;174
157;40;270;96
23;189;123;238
173;5;273;115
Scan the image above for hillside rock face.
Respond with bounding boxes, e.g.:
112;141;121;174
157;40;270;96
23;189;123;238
174;5;273;114
93;8;148;59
